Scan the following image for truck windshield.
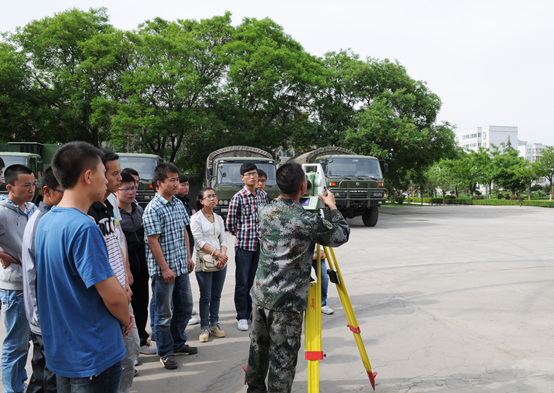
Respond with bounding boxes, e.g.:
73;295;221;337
326;158;383;178
218;163;277;185
118;157;158;180
0;156;27;168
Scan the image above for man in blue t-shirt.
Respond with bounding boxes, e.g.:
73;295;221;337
35;142;133;392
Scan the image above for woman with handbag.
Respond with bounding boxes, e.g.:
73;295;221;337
190;187;229;342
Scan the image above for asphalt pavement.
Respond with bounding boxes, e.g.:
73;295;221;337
2;205;554;392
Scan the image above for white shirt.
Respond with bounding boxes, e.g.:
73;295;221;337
190;212;227;271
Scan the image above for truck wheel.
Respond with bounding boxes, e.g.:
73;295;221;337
362;207;378;227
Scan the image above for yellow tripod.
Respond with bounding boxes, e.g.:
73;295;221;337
305;246;377;391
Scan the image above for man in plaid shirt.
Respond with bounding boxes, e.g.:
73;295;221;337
143;163;198;370
227;163;269;331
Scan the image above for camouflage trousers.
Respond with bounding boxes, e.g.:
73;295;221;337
246;303;303;393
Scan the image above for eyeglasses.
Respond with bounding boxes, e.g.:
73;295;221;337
118;187;138;193
243;171;259;178
202;194;218;199
258;179;267;184
50;187;64;194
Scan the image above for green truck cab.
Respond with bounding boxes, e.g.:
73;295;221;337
0;142;60;200
117;153;162;208
290;146;387;227
205;146;279;220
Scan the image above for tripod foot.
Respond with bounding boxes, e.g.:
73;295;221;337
368;371;377;390
243;366;247;385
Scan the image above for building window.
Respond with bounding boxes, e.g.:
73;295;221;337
483;132;487;139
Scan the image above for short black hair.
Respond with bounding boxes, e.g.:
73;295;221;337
100;149;119;166
121;167;139;178
0;157;4;169
257;169;267;179
196;187;215;211
4;164;33;186
276;162;305;196
153;162;180;187
41;167;59;190
52;142;103;189
240;162;258;176
120;172;135;185
179;174;189;183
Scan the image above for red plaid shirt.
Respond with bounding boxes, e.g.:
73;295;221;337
227;186;267;251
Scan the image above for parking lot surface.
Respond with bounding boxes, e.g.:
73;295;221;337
3;205;554;392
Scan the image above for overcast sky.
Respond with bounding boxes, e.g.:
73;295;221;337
3;0;553;145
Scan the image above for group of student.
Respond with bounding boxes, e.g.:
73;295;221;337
0;141;349;393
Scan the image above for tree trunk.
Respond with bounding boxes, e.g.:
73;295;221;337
528;183;532;201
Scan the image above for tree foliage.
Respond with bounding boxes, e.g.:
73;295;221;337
1;7;458;181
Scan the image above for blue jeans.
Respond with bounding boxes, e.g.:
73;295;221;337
0;289;30;393
234;246;260;320
56;361;122;393
312;258;329;307
151;273;193;357
195;266;227;329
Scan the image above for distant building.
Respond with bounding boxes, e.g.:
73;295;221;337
518;142;545;163
455;125;520;152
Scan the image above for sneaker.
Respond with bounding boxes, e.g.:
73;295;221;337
209;323;225;338
140;342;157;355
321;305;334;315
189;316;200;325
134;368;138;377
192;308;197;315
174;344;198;356
237;319;248;331
160;355;178;369
134;359;140;366
199;329;209;342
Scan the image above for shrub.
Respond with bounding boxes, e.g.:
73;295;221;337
445;195;456;199
471;195;484;200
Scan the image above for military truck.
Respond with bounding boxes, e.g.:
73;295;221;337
0;142;60;200
117;153;162;208
205;146;279;219
290;146;387;227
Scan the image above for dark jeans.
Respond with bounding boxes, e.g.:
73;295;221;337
130;267;150;346
26;332;57;393
151;273;193;358
195;266;227;329
311;258;329;307
234;245;260;320
56;361;122;393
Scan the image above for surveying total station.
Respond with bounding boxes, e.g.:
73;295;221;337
301;163;378;392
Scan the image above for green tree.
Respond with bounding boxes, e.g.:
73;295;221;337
490;143;526;194
426;161;453;205
96;13;234;168
535;146;554;201
219;16;325;156
515;159;544;200
5;7;114;145
0;42;44;141
325;52;457;190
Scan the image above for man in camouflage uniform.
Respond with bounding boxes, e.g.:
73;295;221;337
246;162;350;393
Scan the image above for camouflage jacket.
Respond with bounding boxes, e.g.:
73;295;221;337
251;198;350;312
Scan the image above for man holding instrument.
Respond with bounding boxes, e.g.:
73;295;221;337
246;162;350;393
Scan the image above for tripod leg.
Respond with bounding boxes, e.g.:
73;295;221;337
305;247;323;393
324;246;377;390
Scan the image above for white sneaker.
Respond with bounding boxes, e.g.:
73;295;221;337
237;319;249;331
199;329;209;342
139;342;157;354
321;305;334;315
189;316;200;325
192;309;197;315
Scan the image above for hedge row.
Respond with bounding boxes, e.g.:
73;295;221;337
407;198;554;208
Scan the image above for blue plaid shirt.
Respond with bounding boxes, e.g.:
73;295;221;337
226;187;266;251
143;193;190;277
